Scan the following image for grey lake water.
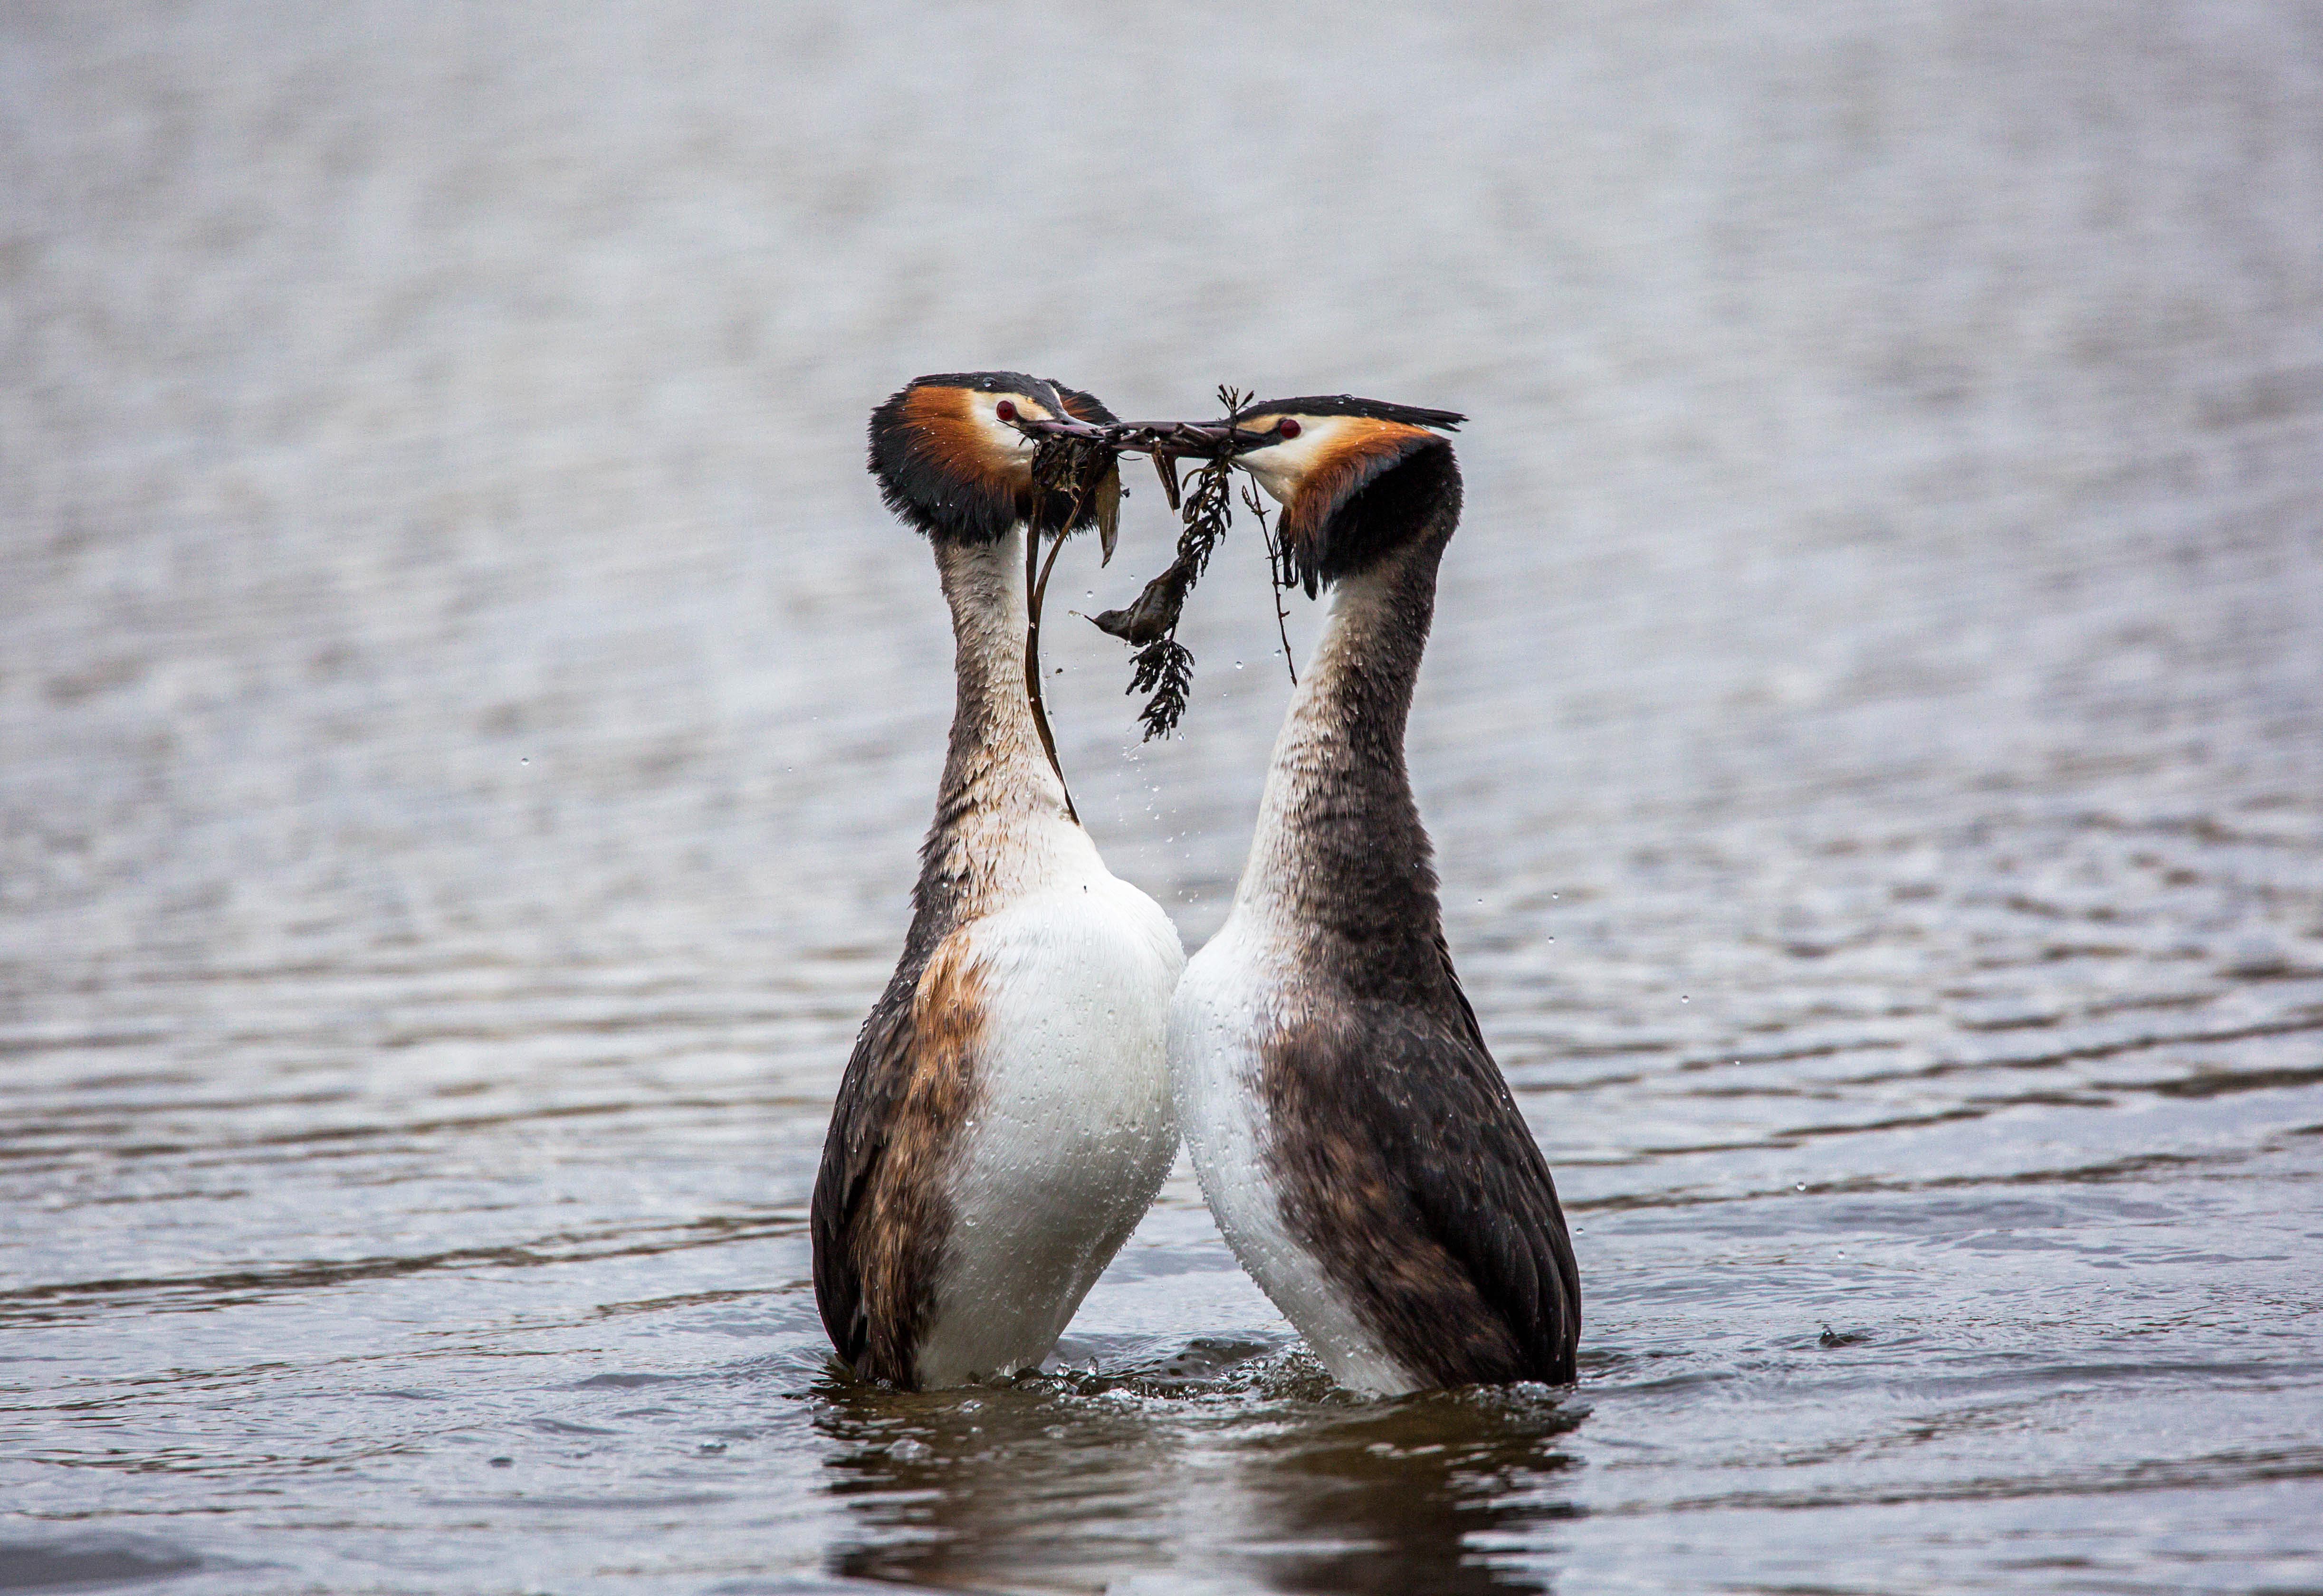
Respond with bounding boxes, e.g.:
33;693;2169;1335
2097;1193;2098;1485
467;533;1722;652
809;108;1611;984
5;4;2323;1592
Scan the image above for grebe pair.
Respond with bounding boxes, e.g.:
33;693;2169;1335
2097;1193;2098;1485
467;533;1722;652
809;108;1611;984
812;374;1578;1394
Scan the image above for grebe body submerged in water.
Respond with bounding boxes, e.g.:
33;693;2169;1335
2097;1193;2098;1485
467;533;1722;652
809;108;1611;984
812;373;1184;1390
1172;398;1581;1394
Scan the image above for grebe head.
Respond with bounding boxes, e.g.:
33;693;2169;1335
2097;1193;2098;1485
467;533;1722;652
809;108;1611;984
868;372;1118;544
1223;396;1465;595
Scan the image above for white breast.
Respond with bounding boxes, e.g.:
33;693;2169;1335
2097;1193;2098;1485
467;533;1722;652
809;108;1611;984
915;840;1185;1387
1169;908;1416;1396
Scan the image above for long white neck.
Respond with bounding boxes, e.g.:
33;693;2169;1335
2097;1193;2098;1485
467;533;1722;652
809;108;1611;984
916;526;1086;921
1234;547;1441;942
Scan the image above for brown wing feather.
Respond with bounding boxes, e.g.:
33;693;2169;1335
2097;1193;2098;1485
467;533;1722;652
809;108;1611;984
811;931;987;1387
1264;992;1579;1387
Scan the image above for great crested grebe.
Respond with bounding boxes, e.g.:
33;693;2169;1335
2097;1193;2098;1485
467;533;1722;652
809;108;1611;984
812;372;1184;1390
1169;396;1580;1393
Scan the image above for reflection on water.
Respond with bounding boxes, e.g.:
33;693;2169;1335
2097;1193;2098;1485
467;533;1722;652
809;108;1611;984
5;1;2323;1592
817;1358;1581;1594
822;1376;1195;1591
1220;1390;1581;1596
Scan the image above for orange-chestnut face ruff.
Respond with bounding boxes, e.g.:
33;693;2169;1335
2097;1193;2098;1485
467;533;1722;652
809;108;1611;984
867;372;1118;545
1222;396;1464;594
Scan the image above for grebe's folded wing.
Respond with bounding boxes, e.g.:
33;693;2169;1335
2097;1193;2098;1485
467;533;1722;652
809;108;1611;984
811;963;921;1371
1391;1008;1581;1384
1272;1000;1581;1386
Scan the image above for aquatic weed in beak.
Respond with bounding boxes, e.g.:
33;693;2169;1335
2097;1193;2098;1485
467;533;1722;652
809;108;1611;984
1002;387;1299;741
1083;387;1300;740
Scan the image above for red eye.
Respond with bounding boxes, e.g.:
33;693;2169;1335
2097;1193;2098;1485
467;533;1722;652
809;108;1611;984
1278;418;1302;438
995;399;1017;421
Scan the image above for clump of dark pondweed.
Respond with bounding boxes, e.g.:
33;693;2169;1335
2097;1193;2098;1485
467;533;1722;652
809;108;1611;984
1090;385;1297;740
1017;428;1122;817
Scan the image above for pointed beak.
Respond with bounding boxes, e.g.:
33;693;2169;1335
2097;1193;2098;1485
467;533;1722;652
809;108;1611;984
1121;419;1290;459
1124;420;1290;512
998;412;1293;519
1004;414;1290;458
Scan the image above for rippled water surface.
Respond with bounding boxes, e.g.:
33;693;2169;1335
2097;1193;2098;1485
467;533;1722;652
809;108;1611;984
6;4;2323;1591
